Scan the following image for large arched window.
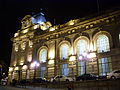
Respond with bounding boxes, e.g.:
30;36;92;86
76;39;88;75
96;34;110;53
60;43;69;60
76;39;88;55
39;49;47;63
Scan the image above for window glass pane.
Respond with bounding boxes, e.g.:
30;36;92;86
96;35;110;53
40;67;46;77
76;39;88;55
60;44;69;60
62;64;69;76
39;49;47;63
99;57;112;76
76;39;88;75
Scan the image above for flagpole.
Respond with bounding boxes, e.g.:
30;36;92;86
96;0;100;14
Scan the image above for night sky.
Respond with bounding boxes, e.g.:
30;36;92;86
1;0;120;68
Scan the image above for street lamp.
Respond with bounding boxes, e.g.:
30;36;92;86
78;52;96;75
30;61;40;80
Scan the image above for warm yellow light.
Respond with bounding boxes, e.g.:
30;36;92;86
15;67;19;70
29;41;33;48
49;50;55;59
70;47;74;55
87;52;96;58
48;59;54;64
69;55;76;61
27;55;32;62
14;33;19;37
46;21;52;27
40;25;48;30
49;27;55;31
68;20;74;25
89;42;94;51
9;67;13;72
30;61;40;69
22;65;28;70
20;60;24;65
33;25;39;29
22;29;28;33
15;44;19;52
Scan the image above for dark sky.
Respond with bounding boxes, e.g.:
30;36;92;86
1;0;120;67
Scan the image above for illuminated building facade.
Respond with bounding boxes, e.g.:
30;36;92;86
8;10;120;82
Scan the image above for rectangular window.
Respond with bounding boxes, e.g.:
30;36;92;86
78;61;85;75
40;67;46;77
99;57;112;76
62;64;69;76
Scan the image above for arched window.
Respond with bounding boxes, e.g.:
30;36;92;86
39;49;47;63
96;35;110;53
60;44;69;60
76;39;88;55
76;39;88;75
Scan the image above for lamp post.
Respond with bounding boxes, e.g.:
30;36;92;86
78;52;96;74
78;52;88;74
30;61;40;80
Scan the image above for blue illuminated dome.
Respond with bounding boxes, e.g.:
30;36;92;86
32;12;46;24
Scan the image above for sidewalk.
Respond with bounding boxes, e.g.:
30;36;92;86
17;85;67;90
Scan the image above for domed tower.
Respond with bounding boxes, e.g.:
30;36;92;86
32;12;46;24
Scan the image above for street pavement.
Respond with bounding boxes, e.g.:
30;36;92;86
0;86;28;90
0;86;67;90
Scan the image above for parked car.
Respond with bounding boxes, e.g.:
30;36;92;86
52;75;73;82
107;70;120;79
1;79;7;85
98;75;107;80
32;77;48;83
20;79;31;84
76;73;98;81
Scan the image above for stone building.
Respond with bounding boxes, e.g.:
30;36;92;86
8;9;120;82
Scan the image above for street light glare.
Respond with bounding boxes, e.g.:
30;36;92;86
30;61;40;68
36;63;40;67
30;63;35;68
78;56;83;60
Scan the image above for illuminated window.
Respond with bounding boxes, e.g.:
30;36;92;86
99;57;112;76
76;39;88;55
39;49;47;63
78;61;85;75
96;35;110;53
76;39;88;75
40;67;46;77
60;44;69;60
62;64;69;76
